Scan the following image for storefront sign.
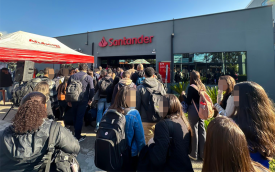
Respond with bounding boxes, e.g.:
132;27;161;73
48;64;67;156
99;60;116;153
159;62;171;83
174;54;182;63
98;35;154;47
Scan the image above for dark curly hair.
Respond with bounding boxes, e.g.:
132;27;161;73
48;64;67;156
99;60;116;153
13;92;47;134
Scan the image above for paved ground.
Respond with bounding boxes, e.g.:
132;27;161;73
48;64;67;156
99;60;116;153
0;102;203;172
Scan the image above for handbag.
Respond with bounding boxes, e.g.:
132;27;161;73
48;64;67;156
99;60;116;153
39;121;80;172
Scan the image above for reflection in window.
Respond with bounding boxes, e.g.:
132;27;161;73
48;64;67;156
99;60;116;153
173;51;247;84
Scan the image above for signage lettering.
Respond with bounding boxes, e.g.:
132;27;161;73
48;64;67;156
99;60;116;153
98;35;154;47
29;39;60;48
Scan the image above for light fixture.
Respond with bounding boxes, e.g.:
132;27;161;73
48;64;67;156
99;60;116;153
152;49;156;54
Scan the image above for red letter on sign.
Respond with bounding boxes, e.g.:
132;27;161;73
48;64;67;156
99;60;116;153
144;37;149;43
113;40;118;46
118;39;123;45
138;35;144;44
127;38;132;45
150;36;154;43
109;38;113;46
123;37;127;45
132;38;137;44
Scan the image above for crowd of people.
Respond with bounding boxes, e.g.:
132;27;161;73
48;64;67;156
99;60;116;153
0;62;274;172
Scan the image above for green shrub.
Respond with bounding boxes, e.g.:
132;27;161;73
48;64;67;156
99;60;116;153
270;159;275;172
170;81;190;95
206;86;219;105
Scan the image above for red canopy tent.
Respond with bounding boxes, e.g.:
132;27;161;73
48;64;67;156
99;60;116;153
0;31;94;64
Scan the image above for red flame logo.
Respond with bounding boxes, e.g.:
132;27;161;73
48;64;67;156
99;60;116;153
98;37;108;47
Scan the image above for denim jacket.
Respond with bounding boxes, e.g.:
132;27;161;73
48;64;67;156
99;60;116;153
104;108;145;156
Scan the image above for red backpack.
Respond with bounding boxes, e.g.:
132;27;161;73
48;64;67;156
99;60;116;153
190;84;214;120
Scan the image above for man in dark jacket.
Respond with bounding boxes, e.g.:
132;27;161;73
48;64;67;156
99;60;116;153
0;68;13;102
67;63;95;142
131;64;145;86
111;70;136;105
136;67;166;143
94;69;114;132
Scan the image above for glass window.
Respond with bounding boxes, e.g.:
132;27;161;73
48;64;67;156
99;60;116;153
173;51;247;84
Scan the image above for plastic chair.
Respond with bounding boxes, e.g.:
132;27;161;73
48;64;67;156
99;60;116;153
0;89;5;105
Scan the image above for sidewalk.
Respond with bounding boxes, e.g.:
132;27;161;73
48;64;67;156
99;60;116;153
0;102;203;172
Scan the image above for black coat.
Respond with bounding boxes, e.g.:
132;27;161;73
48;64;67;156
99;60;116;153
0;119;80;172
0;70;13;87
148;118;193;171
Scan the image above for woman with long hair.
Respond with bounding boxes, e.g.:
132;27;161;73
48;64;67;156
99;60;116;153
146;94;193;171
33;81;54;119
213;75;236;116
231;81;275;168
185;70;206;160
57;76;70;119
203;116;269;172
0;92;80;171
104;86;145;171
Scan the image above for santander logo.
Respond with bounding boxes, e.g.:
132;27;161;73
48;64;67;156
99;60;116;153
98;37;108;47
98;35;154;48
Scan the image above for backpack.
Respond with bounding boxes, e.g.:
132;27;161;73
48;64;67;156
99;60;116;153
175;71;183;82
66;74;87;102
136;76;145;86
39;121;80;172
94;109;127;171
12;78;42;106
99;78;113;95
190;84;214;120
117;82;136;91
144;83;167;122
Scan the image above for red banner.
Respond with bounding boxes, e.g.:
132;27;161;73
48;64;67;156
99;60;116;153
159;61;171;83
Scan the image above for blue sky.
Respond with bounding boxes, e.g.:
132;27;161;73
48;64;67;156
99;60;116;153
0;0;251;37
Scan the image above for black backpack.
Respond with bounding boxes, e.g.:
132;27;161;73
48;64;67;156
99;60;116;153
99;78;113;95
12;78;42;106
94;109;128;171
144;83;168;122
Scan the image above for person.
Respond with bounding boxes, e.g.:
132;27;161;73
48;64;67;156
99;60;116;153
111;70;116;80
202;117;269;172
42;67;50;78
94;68;100;80
185;70;206;160
0;68;13;102
213;75;236;117
33;81;55;119
131;64;145;86
111;70;136;105
87;70;97;90
67;63;95;142
127;64;136;77
231;81;275;168
106;86;145;171
136;67;166;143
99;66;102;72
113;68;118;76
0;92;80;171
144;94;193;171
94;69;114;132
69;69;75;76
57;76;70;120
174;68;183;83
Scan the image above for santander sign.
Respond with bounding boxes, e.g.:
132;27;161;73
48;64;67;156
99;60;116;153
98;35;154;47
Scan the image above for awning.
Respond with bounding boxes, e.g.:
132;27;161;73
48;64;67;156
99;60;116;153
129;59;150;64
0;31;94;64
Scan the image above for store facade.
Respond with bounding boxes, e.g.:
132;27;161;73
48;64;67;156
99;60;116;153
52;6;275;99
